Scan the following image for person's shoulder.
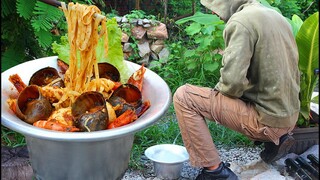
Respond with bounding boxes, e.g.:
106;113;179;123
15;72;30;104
231;3;281;23
236;4;264;15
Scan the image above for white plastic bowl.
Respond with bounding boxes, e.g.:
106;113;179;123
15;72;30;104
145;144;189;179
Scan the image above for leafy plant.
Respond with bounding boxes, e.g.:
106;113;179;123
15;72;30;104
258;0;282;13
271;0;301;19
152;12;225;91
287;14;304;36
150;13;224;94
295;12;319;127
175;12;224;73
125;10;156;21
167;0;200;18
260;0;318;21
1;0;66;72
296;0;319;20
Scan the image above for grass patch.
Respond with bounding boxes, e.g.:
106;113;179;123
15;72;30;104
1;126;26;147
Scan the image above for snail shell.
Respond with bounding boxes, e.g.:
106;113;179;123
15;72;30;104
15;85;53;124
72;91;109;132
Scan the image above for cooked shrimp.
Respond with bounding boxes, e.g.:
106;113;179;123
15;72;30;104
33;120;79;132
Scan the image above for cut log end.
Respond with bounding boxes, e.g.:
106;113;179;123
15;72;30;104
1;146;34;180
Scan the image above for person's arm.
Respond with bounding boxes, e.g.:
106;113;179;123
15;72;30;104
215;20;256;98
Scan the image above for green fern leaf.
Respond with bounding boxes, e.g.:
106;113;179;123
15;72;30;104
296;12;319;120
16;0;36;19
34;29;53;48
31;1;63;31
1;0;16;18
32;16;54;31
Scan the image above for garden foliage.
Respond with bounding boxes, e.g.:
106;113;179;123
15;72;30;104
151;12;225;93
294;12;319;127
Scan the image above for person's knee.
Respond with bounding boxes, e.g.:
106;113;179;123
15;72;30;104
173;85;187;105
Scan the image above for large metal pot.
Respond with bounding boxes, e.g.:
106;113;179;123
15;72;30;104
1;56;172;180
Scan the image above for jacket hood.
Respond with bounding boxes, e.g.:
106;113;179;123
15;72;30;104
200;0;256;22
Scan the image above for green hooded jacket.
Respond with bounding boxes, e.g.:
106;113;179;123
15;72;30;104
200;0;300;128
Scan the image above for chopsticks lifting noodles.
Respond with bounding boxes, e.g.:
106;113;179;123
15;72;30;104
38;0;106;20
39;0;61;7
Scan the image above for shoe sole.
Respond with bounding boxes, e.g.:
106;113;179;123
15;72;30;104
261;135;295;163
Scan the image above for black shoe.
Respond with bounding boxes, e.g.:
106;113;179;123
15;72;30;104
260;134;295;163
195;162;239;180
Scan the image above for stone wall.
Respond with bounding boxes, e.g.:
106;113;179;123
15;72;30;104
116;16;169;66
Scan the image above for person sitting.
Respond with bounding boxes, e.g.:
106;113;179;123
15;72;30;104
173;0;300;179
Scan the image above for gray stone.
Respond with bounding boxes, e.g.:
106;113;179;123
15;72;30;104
158;47;169;63
138;54;150;65
123;43;132;53
129;19;138;25
150;44;164;54
121;33;130;43
131;26;146;40
146;23;168;40
143;24;151;28
115;16;122;23
153;40;165;45
150;52;159;60
137;40;151;57
142;19;151;24
137;19;143;26
121;17;128;23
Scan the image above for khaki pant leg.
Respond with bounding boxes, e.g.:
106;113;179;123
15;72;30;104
209;88;295;145
173;84;294;168
173;84;221;167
